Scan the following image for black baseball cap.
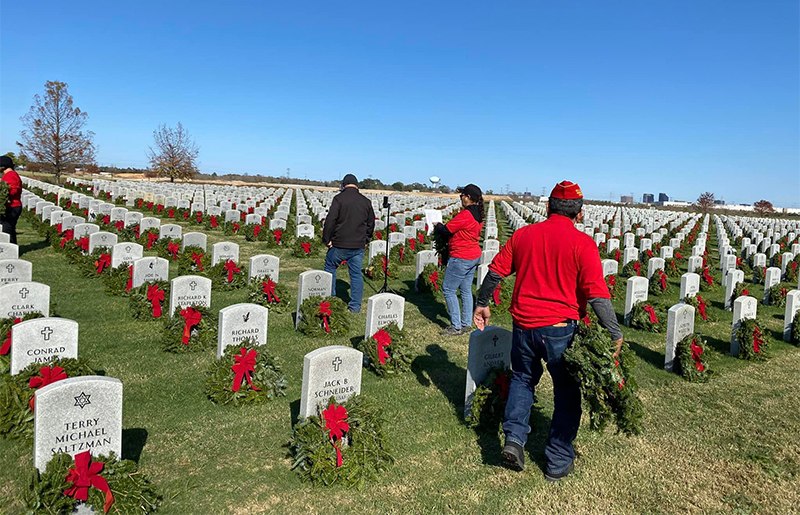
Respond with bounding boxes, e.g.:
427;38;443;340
457;184;482;198
0;155;13;170
341;174;359;187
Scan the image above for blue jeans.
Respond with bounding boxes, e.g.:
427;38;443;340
442;257;480;330
324;247;365;312
503;321;581;476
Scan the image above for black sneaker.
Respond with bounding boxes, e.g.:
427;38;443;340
439;326;462;336
501;442;525;472
544;461;574;482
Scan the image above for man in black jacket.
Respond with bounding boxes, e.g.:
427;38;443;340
322;174;376;313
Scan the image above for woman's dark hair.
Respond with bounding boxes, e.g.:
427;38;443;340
548;197;583;219
466;192;485;222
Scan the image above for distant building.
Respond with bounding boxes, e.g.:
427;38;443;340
642;193;654;203
620;195;633;203
714;199;725;205
658;193;669;202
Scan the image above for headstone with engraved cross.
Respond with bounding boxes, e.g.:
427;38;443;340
299;345;363;418
0;281;50;319
0;259;33;285
364;293;405;341
295;271;334;329
664;303;695;372
10;317;79;375
464;327;513;418
168;275;212;317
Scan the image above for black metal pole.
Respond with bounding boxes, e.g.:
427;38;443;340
379;197;396;294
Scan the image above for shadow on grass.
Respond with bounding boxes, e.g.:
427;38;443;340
122;428;148;463
474;404;550;472
334;278;352;306
19;238;50;256
411;344;466;413
705;335;731;355
628;340;664;369
289;398;300;427
403;280;449;329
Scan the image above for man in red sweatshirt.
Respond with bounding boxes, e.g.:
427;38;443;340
0;155;23;244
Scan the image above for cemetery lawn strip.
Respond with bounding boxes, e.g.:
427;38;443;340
1;217;799;514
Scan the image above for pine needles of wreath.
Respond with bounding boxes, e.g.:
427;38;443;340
297;296;350;337
161;306;218;353
247;278;291;313
674;334;712;382
205;340;288;406
356;322;411;377
465;367;512;432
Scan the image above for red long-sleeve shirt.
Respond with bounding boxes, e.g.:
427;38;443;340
443;207;483;260
488;214;609;329
1;169;22;208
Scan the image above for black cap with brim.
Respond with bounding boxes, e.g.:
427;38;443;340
457;183;482;198
0;155;13;170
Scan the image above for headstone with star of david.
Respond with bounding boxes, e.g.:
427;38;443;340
364;293;405;341
217;303;269;358
110;242;143;269
464;326;513;418
33;376;122;471
0;242;19;260
211;242;240;266
10;317;79;375
168;275;212;317
299;345;363;418
0;258;32;285
295;270;334;329
0;281;50;319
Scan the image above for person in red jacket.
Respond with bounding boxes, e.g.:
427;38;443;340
0;155;23;244
433;183;484;336
473;180;623;481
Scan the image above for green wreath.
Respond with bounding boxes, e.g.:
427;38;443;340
791;315;800;346
243;223;268;242
674;334;712;382
190;211;205;226
356;322;411;377
154;237;182;262
209;260;247;291
223;221;242;236
297;296;350;337
265;228;288;248
629;303;664;333
564;318;644;436
204;214;223;231
137;228;160;251
365;253;395;282
683;294;717;322
734;318;769;361
621;261;644;278
432;230;450;266
465;367;512;431
419;263;443;294
23;452;160;514
766;284;788;308
175;207;190;221
177;245;210;275
751;266;765;285
786;260;799;284
648;271;671;296
664;258;681;278
78;248;113;278
247;278;291;313
129;281;170;321
161;305;217;353
102;265;133;296
731;282;751;305
292;236;318;258
699;266;719;291
289;395;393;488
389;244;411;266
205;341;288;406
0;312;46;375
0;357;98;441
0;181;9;217
605;274;620;300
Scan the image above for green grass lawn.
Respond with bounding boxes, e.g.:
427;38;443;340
1;214;799;515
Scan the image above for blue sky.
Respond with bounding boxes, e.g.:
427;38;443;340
1;1;798;205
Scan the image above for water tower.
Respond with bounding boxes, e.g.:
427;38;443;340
429;176;440;189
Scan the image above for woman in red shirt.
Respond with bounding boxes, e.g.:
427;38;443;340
433;184;485;336
0;155;23;244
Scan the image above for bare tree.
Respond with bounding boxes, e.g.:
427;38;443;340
753;199;774;215
147;123;199;182
696;191;715;212
17;81;96;184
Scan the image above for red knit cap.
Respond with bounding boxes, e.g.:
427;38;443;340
550;181;583;200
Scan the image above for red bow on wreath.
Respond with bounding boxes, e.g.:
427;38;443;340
232;222;240;233
133;225;140;239
398;246;404;262
157;205;164;214
614;250;622;262
168;208;175;218
167;241;180;261
752;325;764;353
417;232;424;244
646;249;653;258
675;251;684;259
373;328;391;364
375;231;383;240
63;451;115;514
322;404;350;467
146;285;164;318
56;223;62;234
182;211;190;220
736;257;743;266
146;202;154;210
642;304;659;324
1;317;21;356
742;288;749;296
146;232;158;249
301;242;312;255
318;301;332;333
702;267;713;286
273;229;283;244
633;262;642;276
409;238;416;251
60;229;75;249
689;339;705;372
224;260;241;283
262;278;280;303
231;348;260;392
210;216;219;228
494;373;511;401
696;295;708;320
102;215;110;225
191;252;205;271
196;212;203;223
94;253;111;274
77;237;89;252
180;307;202;344
114;221;124;232
253;225;261;239
607;275;617;291
28;365;68;411
429;271;440;292
658;270;667;290
493;283;502;305
126;266;133;292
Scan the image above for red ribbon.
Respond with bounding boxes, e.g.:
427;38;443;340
60;229;75;248
646;249;653;258
633;262;642;276
114;221;124;232
742;288;749;296
224;260;241;283
375;231;383;240
696;295;708;320
28;365;68;411
196;212;203;223
409;238;416;251
126;266;133;292
78;237;89;252
210;216;219;228
147;285;164;318
231;348;260;392
253;225;261;239
399;246;405;262
675;251;684;259
146;202;153;210
659;270;667;290
102;215;110;225
262;279;280;303
94;253;111;274
146;232;158;249
417;232;424;244
232;222;240;233
1;317;21;355
301;242;312;255
429;271;439;292
273;229;283;244
322;404;349;467
157;205;164;214
191;252;205;271
168;208;175;218
492;283;502;305
180;307;202;344
133;225;140;239
373;328;391;364
318;301;332;332
690;339;705;372
137;199;143;208
167;241;180;261
736;257;743;266
63;451;115;514
643;304;659;324
494;373;511;401
753;326;764;353
182;211;190;220
702;267;713;286
615;250;621;262
56;223;62;234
